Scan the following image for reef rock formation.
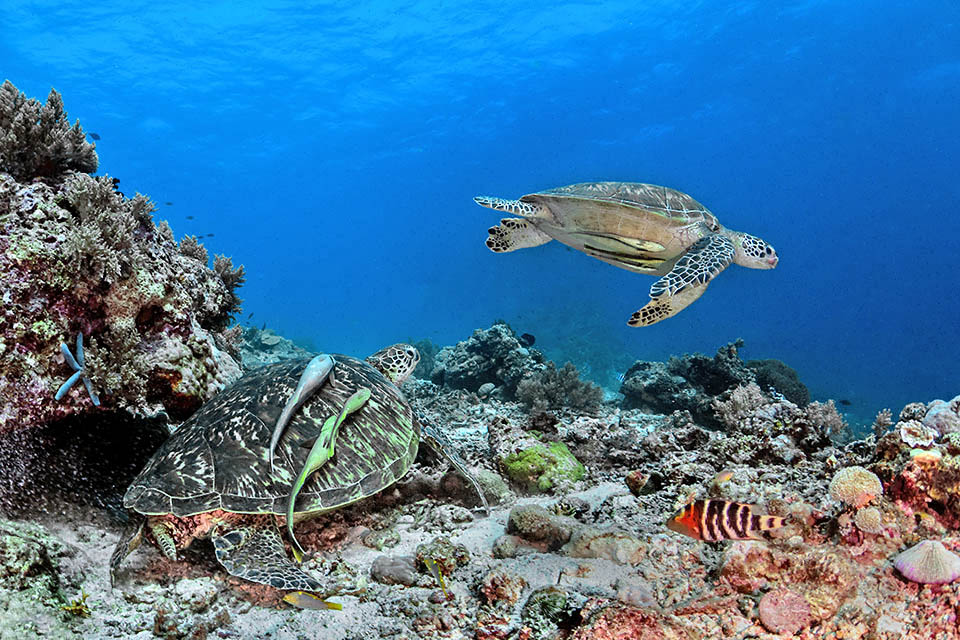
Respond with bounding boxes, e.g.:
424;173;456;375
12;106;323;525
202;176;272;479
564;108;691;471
0;81;244;431
431;321;545;396
619;340;756;427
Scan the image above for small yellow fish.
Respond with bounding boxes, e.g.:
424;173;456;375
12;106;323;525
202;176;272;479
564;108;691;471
282;591;343;611
713;469;734;485
423;558;449;598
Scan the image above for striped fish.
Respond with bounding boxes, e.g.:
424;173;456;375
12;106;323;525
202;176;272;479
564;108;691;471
666;500;786;542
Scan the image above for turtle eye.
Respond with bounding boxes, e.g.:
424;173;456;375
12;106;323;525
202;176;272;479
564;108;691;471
765;246;772;255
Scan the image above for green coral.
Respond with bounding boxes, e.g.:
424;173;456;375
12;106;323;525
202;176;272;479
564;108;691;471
502;442;585;492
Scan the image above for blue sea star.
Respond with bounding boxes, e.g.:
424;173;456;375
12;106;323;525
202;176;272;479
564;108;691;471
55;332;100;406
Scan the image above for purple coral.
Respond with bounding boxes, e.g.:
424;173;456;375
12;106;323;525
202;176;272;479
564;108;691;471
894;540;960;585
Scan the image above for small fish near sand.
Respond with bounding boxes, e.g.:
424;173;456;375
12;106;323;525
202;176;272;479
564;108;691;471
667;499;786;542
423;557;450;599
282;591;343;611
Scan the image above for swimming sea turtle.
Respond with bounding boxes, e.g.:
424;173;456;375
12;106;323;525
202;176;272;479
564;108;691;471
110;344;485;594
475;182;778;326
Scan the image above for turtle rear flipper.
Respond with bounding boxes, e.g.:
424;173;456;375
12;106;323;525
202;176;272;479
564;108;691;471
109;515;146;588
420;419;490;516
212;519;330;593
486;218;553;253
628;233;735;327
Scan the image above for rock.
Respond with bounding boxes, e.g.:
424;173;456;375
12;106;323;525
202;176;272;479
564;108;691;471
415;536;470;576
430;322;545;396
924;397;960;435
173;577;218;613
362;527;401;550
507;505;576;550
478;382;496;397
624;470;649;497
758;588;812;634
370;555;418;586
480;567;527;606
501;442;585;493
561;526;646;565
615;579;657;608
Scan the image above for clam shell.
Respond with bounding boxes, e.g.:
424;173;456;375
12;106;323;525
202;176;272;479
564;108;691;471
893;540;960;585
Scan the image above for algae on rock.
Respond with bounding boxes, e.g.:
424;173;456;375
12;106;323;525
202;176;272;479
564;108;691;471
502;441;585;492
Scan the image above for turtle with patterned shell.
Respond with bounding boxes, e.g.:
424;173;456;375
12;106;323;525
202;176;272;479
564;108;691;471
475;182;778;326
110;344;485;594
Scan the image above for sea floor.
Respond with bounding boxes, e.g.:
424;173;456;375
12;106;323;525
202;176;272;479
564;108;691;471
1;351;959;639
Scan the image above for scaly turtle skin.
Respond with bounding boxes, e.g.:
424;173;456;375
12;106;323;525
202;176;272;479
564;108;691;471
110;344;483;594
475;182;778;326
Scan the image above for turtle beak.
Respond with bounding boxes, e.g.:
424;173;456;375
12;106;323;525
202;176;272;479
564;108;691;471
767;256;778;267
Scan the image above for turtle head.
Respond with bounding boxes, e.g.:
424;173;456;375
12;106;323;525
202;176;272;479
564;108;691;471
366;344;420;384
732;232;778;269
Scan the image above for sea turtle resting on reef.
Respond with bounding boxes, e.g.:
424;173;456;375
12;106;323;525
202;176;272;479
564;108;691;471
110;344;486;593
475;182;778;326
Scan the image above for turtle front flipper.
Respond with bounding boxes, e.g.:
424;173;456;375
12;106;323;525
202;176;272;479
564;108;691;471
485;218;553;253
474;196;548;219
109;515;146;588
212;518;330;593
420;418;490;516
628;233;735;327
269;354;336;474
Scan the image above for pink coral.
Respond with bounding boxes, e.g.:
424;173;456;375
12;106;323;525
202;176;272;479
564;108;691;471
758;588;811;634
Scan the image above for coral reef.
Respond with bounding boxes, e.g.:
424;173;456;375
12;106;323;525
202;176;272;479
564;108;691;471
431;321;545;396
0;82;245;431
619;340;755;427
893;540;960;584
501;442;586;493
516;361;603;413
2;318;956;639
829;466;883;508
745;357;809;406
0;81;97;182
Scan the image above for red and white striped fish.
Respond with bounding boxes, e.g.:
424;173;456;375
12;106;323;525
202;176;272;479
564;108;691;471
666;499;787;542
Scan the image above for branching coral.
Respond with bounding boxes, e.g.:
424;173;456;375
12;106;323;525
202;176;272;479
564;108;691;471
516;361;603;413
0;80;97;181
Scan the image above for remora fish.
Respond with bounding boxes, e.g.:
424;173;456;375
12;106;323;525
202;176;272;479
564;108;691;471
269;354;336;474
282;591;343;610
286;387;372;559
423;557;449;598
666;499;786;542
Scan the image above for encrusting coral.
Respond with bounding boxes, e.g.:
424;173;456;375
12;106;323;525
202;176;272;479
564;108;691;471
0;81;244;431
829;466;883;508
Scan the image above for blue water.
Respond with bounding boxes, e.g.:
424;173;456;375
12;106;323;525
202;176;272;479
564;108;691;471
4;1;958;422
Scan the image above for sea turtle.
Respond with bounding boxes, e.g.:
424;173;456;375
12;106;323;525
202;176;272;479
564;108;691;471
110;344;485;594
475;182;778;326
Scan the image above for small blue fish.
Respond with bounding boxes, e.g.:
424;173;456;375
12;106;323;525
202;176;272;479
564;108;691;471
616;372;626;383
88;132;101;140
282;591;342;610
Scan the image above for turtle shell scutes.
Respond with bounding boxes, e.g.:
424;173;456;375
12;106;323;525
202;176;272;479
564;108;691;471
124;355;418;517
529;182;716;224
